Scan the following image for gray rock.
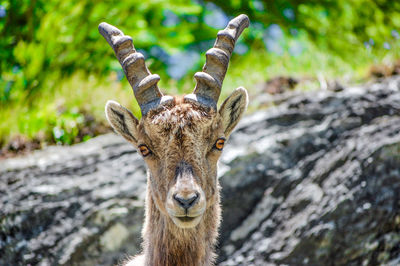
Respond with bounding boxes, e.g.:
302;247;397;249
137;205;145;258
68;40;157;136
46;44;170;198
1;76;400;265
1;135;146;265
218;76;400;265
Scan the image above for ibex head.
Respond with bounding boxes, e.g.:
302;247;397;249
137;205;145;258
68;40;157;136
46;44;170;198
100;15;249;229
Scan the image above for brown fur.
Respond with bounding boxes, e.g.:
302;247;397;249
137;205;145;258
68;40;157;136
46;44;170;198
136;98;222;266
106;89;248;266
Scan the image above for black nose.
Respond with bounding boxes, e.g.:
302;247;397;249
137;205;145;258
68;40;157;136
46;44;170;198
173;193;199;210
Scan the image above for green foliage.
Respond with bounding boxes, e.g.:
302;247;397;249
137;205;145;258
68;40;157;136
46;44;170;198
0;0;400;147
1;0;207;102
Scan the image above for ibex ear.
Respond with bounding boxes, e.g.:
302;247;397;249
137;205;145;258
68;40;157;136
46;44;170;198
219;87;248;136
105;100;139;144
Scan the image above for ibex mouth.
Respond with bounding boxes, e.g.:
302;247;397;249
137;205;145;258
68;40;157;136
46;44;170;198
177;216;197;223
171;214;203;228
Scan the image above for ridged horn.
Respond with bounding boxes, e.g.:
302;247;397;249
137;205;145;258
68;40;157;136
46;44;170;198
188;14;249;108
99;22;172;115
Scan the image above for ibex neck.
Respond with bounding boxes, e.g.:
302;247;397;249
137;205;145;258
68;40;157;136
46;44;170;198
142;186;220;266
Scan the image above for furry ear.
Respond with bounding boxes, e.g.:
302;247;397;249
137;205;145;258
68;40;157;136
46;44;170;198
219;87;248;136
105;100;139;144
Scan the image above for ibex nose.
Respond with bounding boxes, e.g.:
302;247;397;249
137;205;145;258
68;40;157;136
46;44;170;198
173;193;199;210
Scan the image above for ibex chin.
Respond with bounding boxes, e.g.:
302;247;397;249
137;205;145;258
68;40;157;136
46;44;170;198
99;14;249;266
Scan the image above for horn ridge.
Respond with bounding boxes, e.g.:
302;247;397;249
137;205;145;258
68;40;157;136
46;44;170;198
99;22;163;115
192;14;250;107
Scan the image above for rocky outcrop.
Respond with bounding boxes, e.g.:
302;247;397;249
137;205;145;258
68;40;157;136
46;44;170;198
218;77;400;265
1;77;400;265
1;135;147;265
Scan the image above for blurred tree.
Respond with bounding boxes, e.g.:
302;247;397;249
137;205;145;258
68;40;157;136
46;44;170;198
1;0;400;149
1;0;400;104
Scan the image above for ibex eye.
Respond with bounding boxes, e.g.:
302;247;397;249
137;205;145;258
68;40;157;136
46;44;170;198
214;138;225;151
138;144;151;157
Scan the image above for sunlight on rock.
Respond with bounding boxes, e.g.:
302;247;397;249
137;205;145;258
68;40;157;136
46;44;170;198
100;223;129;251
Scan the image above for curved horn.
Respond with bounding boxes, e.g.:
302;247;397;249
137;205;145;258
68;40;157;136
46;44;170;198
99;22;170;115
190;14;249;108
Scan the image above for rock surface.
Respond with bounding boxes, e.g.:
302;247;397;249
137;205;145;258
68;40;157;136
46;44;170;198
1;77;400;265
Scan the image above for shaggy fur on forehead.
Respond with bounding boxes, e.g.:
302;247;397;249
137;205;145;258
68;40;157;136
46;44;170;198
147;97;215;129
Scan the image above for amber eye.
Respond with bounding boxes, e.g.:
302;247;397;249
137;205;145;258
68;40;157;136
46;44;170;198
214;138;225;151
138;144;151;157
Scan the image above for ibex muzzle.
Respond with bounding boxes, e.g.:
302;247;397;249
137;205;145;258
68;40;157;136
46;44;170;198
165;161;206;227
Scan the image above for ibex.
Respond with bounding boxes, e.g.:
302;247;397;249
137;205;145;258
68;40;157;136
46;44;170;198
99;14;249;266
